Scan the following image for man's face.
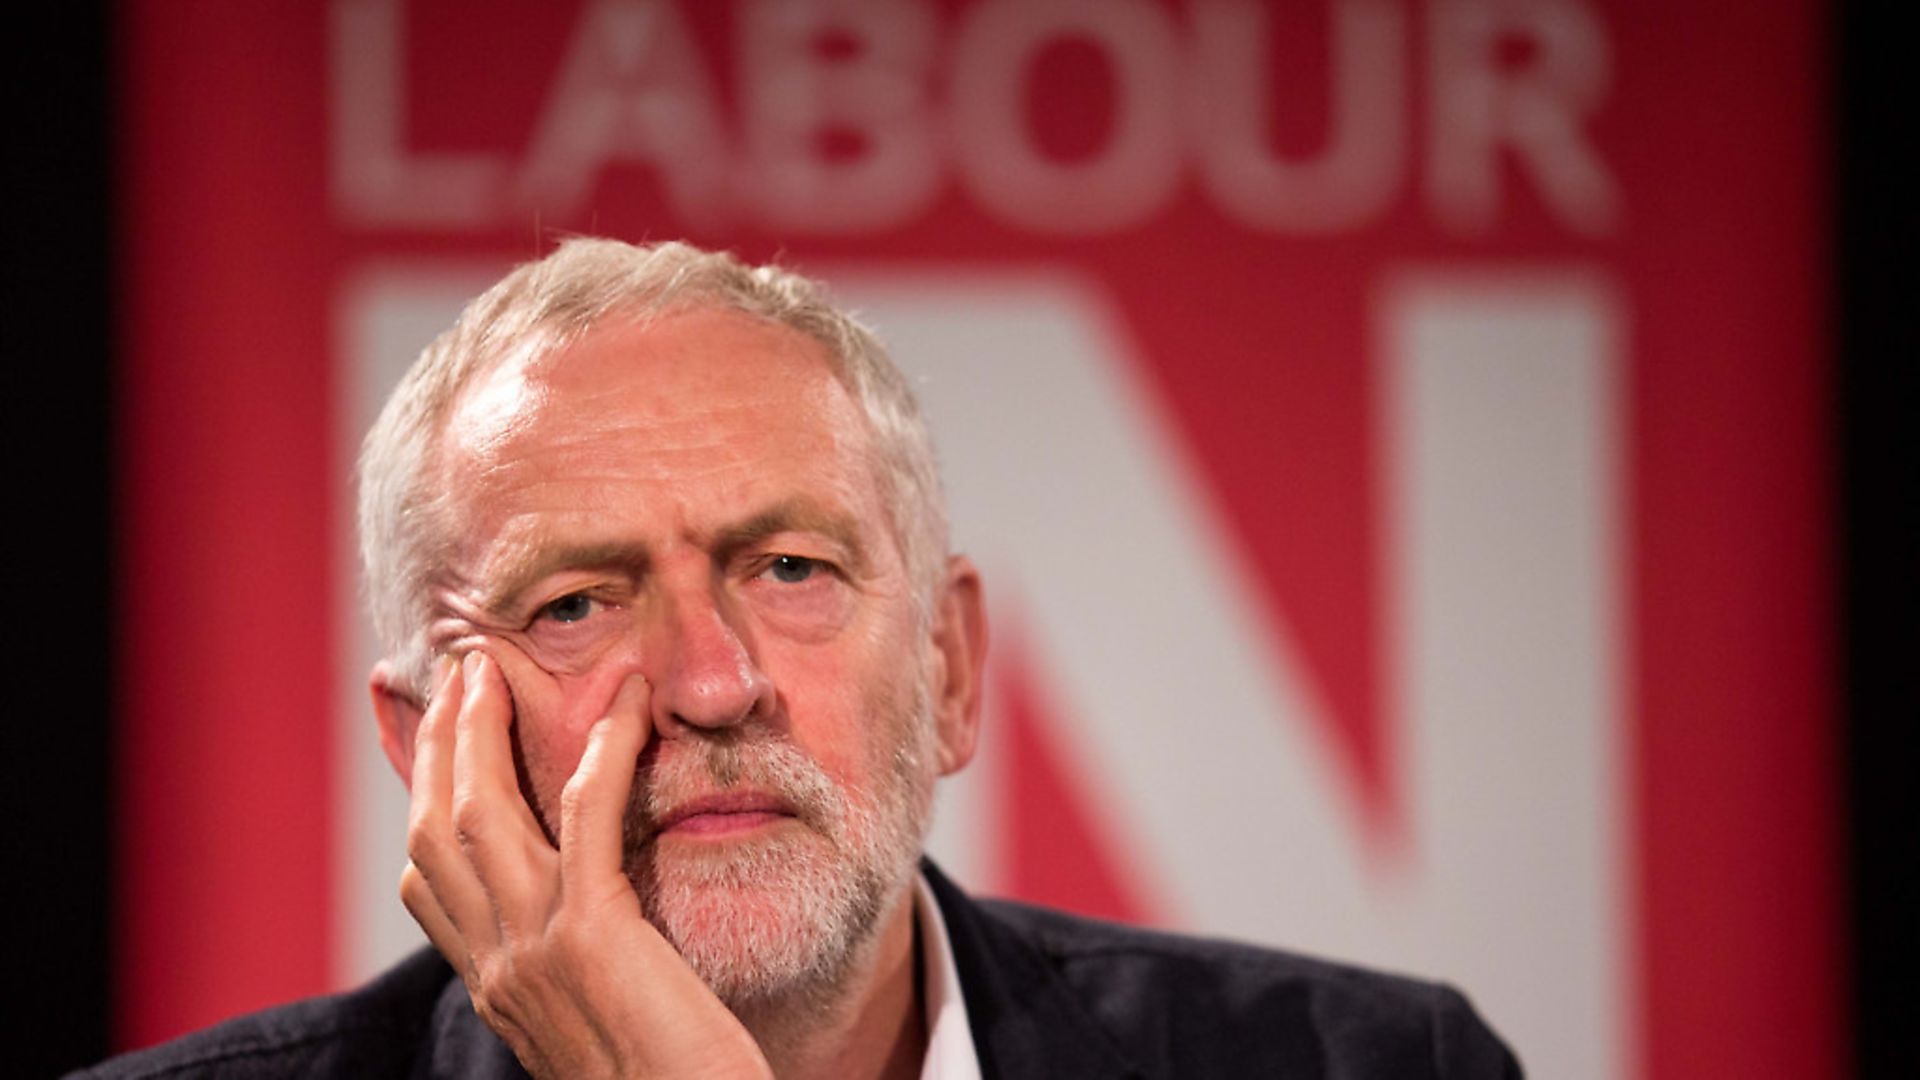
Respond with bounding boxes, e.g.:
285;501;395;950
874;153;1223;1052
413;307;961;1003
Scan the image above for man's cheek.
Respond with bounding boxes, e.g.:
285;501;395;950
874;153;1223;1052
485;646;598;783
504;684;613;835
794;684;887;783
491;680;578;837
506;721;558;841
506;718;588;841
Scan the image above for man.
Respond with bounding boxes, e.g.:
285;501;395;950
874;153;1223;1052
78;239;1520;1078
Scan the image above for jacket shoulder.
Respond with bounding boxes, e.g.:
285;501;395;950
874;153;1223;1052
66;948;454;1080
975;898;1521;1078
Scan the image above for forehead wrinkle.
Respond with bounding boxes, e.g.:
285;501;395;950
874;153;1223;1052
445;312;866;481
462;391;835;486
430;310;904;613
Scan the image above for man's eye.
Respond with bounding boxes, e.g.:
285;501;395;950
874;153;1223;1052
765;555;821;584
540;593;596;623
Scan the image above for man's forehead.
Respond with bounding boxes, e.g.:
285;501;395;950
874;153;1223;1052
423;306;896;568
443;307;851;456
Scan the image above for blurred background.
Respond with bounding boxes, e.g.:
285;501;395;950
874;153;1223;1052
5;1;1912;1077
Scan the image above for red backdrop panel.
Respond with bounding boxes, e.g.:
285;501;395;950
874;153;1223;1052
117;2;1838;1076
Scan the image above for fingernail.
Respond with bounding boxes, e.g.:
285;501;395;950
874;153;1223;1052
433;654;458;687
462;651;484;681
611;671;649;710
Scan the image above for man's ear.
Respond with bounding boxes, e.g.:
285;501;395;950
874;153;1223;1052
927;555;988;776
370;660;425;791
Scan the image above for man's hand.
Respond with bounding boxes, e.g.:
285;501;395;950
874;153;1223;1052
400;650;772;1080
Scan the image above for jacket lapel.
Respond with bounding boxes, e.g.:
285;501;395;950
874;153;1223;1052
924;862;1143;1080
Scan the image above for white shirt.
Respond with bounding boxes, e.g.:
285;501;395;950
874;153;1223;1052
914;874;983;1080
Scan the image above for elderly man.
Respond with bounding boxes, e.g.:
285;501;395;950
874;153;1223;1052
79;239;1519;1079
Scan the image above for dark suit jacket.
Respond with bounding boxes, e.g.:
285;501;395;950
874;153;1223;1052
70;864;1521;1078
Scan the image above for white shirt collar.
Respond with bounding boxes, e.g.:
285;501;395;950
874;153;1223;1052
914;872;983;1080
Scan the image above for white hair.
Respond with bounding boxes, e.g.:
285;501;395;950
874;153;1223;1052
357;238;948;697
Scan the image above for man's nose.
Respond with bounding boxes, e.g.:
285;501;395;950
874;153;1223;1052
645;585;774;736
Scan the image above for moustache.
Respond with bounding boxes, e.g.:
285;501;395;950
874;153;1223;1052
631;730;844;842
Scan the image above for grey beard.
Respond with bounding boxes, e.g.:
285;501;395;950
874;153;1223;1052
622;692;936;1011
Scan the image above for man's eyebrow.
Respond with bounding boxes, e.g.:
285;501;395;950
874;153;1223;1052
710;499;870;571
472;500;869;614
477;541;652;615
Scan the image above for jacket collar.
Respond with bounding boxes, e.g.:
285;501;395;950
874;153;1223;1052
922;861;1142;1080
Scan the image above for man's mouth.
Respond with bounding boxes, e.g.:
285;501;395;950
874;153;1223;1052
653;791;799;839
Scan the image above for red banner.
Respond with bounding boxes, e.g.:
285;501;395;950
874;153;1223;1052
119;3;1838;1076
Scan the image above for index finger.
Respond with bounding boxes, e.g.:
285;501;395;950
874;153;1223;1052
558;673;652;884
